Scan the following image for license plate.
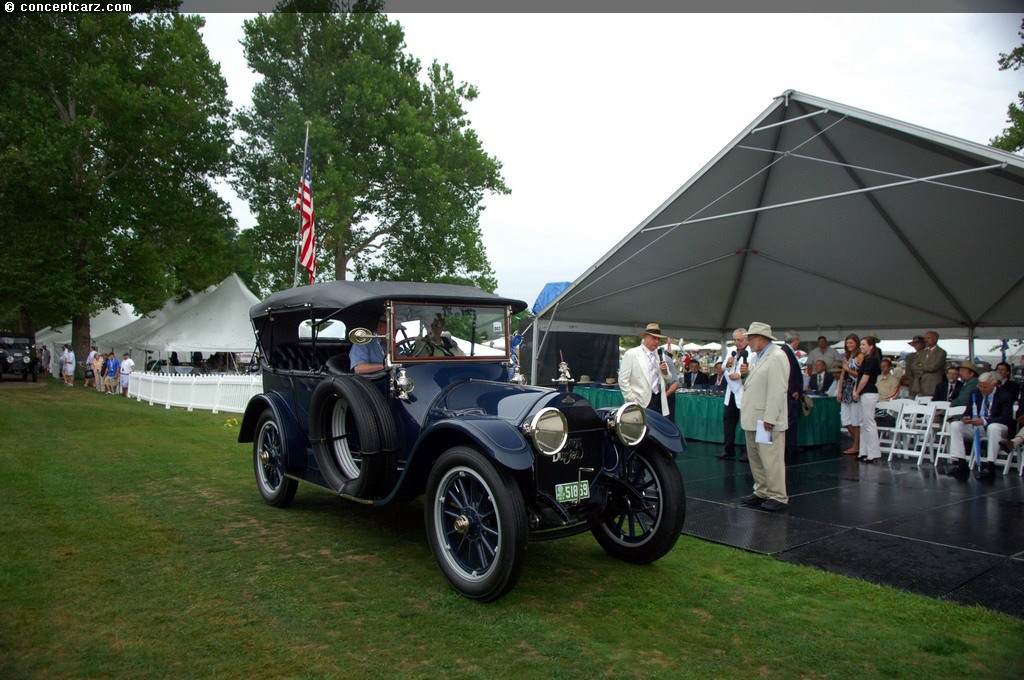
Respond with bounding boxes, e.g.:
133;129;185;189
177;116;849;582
555;480;590;503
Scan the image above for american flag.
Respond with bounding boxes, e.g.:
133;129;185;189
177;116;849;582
295;143;316;284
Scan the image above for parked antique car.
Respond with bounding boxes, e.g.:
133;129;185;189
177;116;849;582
0;332;37;382
237;281;686;601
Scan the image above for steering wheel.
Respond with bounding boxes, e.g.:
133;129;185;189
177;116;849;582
395;337;420;357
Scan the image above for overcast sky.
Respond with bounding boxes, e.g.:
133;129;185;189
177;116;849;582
198;13;1022;307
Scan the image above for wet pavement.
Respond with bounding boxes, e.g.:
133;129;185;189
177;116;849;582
677;440;1024;619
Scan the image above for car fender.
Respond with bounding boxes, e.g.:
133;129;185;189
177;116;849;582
413;416;535;472
238;393;307;470
643;409;687;457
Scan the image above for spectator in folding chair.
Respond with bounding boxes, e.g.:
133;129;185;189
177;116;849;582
932;366;962;403
998;398;1024;455
945;372;1014;478
875;357;901;402
995;362;1020;403
950;361;980;408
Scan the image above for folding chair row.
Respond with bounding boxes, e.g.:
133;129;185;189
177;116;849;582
888;401;944;465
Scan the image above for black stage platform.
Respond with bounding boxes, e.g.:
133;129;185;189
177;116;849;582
677;440;1024;619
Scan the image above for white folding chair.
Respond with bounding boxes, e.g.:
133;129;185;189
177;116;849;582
888;401;941;465
915;395;932;404
932;405;967;466
999;442;1023;476
876;399;912;457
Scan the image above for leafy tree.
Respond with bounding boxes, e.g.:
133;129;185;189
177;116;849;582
0;11;236;368
992;18;1024;153
233;9;507;295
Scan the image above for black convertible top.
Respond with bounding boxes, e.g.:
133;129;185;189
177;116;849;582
250;281;528;319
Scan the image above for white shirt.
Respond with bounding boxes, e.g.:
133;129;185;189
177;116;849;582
120;357;135;375
723;346;748;407
62;348;75;368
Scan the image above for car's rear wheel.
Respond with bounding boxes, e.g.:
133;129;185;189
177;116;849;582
592;447;685;564
425;447;528;602
254;410;298;508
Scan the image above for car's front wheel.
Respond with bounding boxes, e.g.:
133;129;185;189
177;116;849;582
425;447;528;602
592;447;685;564
254;410;298;508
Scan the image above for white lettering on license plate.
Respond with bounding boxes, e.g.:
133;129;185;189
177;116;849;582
555;480;590;503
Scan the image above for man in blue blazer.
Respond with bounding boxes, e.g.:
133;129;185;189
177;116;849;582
947;371;1014;478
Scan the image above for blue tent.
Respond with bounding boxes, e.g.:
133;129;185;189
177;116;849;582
532;282;571;316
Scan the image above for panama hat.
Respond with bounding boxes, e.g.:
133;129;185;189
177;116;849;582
640;323;666;339
744;321;776;341
958;360;981;376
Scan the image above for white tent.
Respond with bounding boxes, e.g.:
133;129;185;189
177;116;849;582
35;302;138;349
94;273;259;361
534;90;1024;357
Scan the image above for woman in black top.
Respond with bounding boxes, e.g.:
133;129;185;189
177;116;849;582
854;336;883;462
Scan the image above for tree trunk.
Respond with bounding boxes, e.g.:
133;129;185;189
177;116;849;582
72;310;91;380
334;236;349;281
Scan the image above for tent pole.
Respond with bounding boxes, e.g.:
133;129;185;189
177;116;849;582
533;304;559;386
967;327;975;362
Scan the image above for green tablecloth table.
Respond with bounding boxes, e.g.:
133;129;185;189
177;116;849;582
571;385;840;446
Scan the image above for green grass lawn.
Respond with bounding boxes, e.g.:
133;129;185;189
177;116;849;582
1;382;1022;679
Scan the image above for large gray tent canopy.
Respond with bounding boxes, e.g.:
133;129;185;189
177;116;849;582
535;90;1024;352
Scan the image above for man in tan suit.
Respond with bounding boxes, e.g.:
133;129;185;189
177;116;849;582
909;330;947;398
738;322;791;512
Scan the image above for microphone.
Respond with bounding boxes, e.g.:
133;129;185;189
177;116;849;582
731;350;737;357
658;348;665;361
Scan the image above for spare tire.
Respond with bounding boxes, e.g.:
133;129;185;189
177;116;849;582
346;377;399;492
308;376;390;498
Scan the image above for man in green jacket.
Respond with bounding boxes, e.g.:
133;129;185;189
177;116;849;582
950;360;981;408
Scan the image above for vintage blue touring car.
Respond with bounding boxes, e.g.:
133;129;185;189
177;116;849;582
237;281;686;601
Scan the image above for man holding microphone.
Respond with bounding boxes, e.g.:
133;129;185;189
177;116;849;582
618;323;679;419
717;327;749;461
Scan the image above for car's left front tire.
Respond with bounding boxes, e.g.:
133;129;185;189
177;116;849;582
591;446;685;564
425;447;528;602
254;409;298;508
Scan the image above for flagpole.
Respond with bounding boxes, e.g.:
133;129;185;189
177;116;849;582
293;120;311;287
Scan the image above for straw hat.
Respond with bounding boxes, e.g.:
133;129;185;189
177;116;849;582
743;321;776;341
640;323;666;339
958;360;980;376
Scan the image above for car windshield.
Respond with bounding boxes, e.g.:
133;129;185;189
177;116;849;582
392;303;508;360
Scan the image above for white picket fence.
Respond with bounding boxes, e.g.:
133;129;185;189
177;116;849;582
128;372;263;414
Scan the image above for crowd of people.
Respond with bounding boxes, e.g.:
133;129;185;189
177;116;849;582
618;323;1024;512
65;345;135;396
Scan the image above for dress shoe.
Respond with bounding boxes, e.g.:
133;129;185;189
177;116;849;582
944;459;969;477
716;450;734;460
760;499;788;512
738;454;748;462
740;493;765;505
972;461;996;480
999;439;1015;454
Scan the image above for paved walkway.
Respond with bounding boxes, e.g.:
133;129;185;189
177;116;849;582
678;440;1024;619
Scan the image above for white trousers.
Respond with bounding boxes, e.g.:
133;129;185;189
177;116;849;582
949;421;1009;462
858;393;880;459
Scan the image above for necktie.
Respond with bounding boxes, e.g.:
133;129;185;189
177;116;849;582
648;352;659;394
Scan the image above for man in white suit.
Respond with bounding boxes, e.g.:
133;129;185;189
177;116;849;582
618;323;674;417
738;322;791;512
717;327;749;461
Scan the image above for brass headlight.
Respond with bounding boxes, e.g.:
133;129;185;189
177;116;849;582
610;403;647;446
525;407;568;456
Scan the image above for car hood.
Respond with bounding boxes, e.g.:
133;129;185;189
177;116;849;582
428;380;575;425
